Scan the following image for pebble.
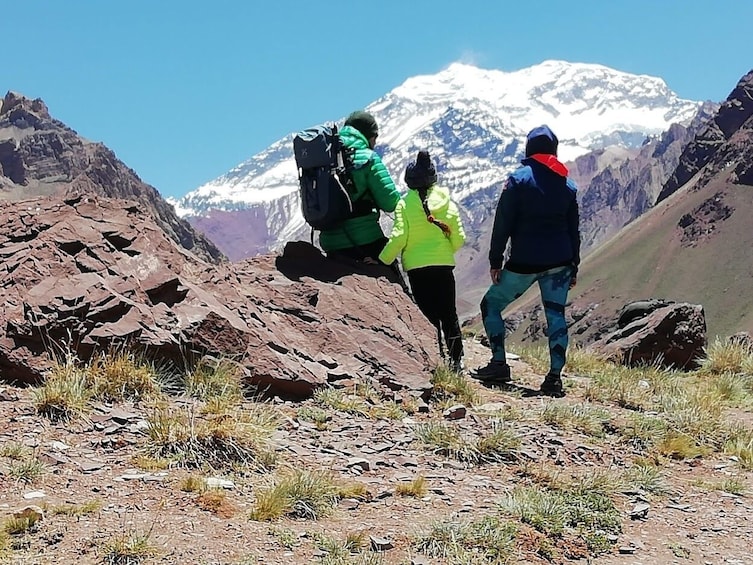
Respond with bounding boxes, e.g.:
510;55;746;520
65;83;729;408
205;477;235;489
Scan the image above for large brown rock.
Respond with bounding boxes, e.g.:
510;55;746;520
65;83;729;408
591;302;707;369
0;195;437;399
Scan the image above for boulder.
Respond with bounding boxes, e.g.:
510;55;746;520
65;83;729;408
0;195;437;399
591;302;707;369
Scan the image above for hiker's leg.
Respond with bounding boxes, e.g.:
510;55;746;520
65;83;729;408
434;267;464;366
536;266;573;376
407;268;443;353
481;270;536;362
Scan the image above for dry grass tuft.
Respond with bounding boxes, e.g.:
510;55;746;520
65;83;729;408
395;475;427;498
723;429;753;470
414;421;519;464
100;527;159;564
499;485;621;553
183;358;243;403
541;402;612;437
48;499;102;517
8;456;46;484
196;489;236;518
0;442;29;460
3;514;41;536
249;469;342;521
179;475;205;493
145;402;279;470
699;338;753;376
89;351;163;403
623;462;672;495
414;515;517;563
431;365;479;407
314;388;371;417
297;406;330;430
657;433;706;460
33;357;93;421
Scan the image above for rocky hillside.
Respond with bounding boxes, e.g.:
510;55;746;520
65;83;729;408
0;195;436;399
657;70;753;203
1;337;752;564
507;69;753;343
0;92;223;264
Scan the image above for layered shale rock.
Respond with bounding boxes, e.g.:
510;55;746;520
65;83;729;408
0;196;436;398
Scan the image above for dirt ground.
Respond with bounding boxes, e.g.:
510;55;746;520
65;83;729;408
1;338;751;565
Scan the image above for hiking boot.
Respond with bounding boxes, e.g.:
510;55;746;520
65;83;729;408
540;374;564;397
449;359;465;374
472;360;511;383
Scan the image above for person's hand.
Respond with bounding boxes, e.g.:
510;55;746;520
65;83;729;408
363;257;380;265
490;268;501;284
569;274;577;289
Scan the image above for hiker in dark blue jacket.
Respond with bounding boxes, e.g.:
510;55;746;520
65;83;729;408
474;125;580;397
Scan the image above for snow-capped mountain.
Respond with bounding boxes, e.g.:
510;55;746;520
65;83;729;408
172;60;701;260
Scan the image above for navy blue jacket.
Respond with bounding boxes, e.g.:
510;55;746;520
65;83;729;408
489;154;580;273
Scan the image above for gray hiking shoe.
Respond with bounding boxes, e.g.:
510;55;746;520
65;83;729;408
472;360;511;383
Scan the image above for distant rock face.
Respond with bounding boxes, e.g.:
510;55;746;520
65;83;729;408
0;91;224;264
657;70;753;203
591;302;707;369
0;196;437;399
573;102;717;253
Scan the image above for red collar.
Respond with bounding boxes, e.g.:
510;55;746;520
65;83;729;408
529;153;569;176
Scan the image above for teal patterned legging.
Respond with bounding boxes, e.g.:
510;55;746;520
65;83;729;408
480;265;573;376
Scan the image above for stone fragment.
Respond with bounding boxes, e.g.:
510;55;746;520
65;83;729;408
346;457;372;472
205;477;235;489
369;536;393;552
443;404;467;420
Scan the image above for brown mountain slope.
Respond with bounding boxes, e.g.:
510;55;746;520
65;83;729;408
0;91;224;263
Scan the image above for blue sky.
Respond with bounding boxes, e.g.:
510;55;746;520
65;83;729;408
4;0;751;198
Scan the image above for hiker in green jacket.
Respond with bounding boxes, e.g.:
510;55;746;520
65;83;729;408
379;151;466;371
320;111;401;262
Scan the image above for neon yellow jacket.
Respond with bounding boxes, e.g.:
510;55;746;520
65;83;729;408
378;184;465;271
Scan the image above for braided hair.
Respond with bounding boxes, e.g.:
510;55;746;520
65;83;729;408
405;151;451;237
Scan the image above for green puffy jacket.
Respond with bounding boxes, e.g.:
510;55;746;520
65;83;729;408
318;126;400;252
378;184;466;271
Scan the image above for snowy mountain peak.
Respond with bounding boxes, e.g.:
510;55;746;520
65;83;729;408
173;60;702;260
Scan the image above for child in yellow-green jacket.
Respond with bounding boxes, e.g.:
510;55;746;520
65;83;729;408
379;151;466;370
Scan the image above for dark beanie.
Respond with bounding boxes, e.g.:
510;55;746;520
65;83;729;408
404;150;437;189
525;125;559;157
344;110;379;139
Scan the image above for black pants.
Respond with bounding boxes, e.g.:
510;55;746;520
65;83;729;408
407;266;463;365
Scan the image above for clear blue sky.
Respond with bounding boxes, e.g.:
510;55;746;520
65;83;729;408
4;0;751;198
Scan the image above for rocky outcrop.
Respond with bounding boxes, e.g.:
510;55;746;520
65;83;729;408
0;91;223;264
0;196;437;398
657;70;753;203
591;302;707;369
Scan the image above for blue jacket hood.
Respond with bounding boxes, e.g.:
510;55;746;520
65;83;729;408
525;125;559;157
